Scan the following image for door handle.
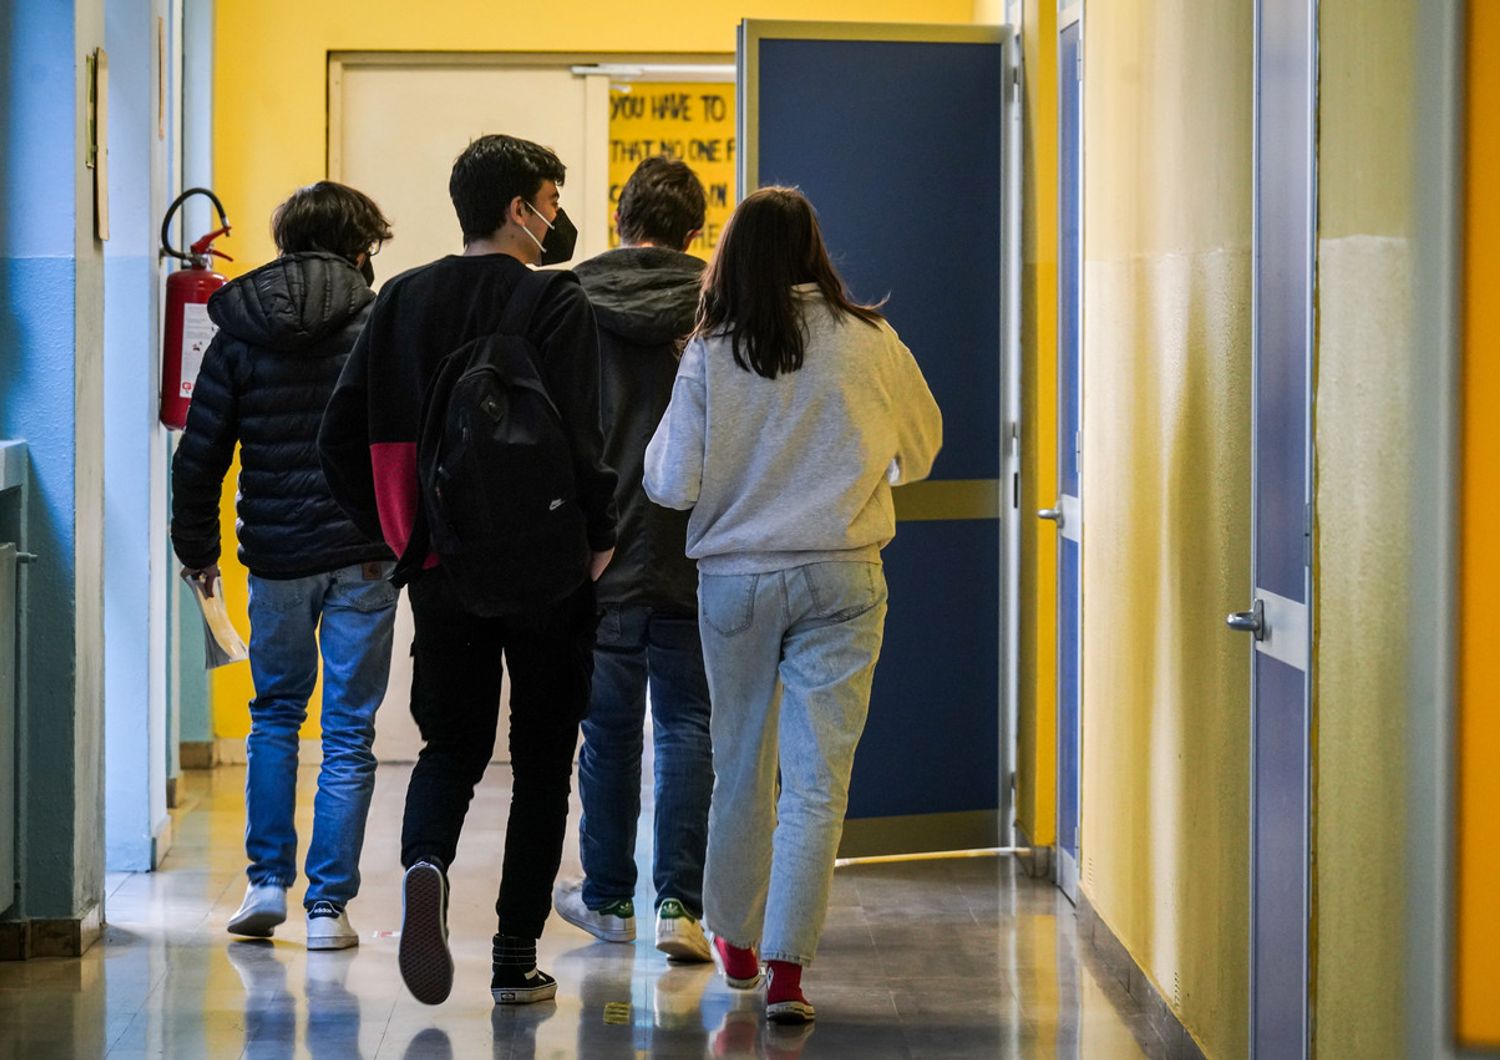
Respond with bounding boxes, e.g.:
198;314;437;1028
1226;599;1265;640
1038;508;1062;523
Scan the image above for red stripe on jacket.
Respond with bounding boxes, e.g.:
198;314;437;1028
370;442;438;568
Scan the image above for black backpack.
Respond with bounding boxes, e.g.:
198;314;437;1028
404;269;589;615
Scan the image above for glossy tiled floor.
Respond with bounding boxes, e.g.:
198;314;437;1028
1;765;1165;1057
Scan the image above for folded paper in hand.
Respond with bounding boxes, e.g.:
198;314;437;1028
182;572;248;669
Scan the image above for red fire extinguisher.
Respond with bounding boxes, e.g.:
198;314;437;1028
160;187;232;430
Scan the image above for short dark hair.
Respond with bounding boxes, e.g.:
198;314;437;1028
617;157;707;250
271;181;391;260
449;134;567;243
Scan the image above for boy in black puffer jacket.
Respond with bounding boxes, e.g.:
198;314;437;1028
171;181;396;951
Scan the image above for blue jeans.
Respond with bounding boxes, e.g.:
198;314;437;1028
697;561;887;965
245;562;397;909
578;606;713;916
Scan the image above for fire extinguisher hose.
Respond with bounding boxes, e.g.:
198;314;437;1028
162;187;231;264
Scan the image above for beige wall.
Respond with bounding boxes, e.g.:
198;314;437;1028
1080;2;1253;1055
1313;0;1417;1054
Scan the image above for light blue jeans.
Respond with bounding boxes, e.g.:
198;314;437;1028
697;560;888;965
245;562;396;909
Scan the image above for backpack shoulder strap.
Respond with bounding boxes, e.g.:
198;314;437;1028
499;268;575;339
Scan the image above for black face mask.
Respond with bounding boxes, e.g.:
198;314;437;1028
358;257;375;286
524;201;578;266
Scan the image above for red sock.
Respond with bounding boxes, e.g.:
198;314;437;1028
767;960;804;1003
714;936;761;981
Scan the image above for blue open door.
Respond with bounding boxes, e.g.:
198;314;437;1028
1048;14;1084;904
739;20;1020;856
1233;0;1316;1054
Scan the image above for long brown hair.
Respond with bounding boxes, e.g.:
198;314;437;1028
694;187;884;379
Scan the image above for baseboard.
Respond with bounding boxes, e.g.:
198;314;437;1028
1075;891;1208;1059
150;815;174;869
837;810;1000;858
1012;823;1053;879
212;738;323;766
179;740;216;769
0;904;104;960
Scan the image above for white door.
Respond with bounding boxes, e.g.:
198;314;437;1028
331;59;609;761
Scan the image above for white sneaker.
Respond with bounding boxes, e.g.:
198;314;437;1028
306;901;358;950
553;877;636;943
655;899;711;962
227;882;287;938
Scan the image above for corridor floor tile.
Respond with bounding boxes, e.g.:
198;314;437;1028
0;765;1167;1057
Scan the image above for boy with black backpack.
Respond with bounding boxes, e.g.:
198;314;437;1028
319;134;617;1007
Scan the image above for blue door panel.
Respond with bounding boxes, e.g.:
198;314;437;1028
1059;24;1083;499
757;39;1004;482
848;520;1001;820
1253;652;1308;1057
1255;0;1311;605
1057;536;1081;856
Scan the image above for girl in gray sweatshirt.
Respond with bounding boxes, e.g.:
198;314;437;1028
644;186;941;1025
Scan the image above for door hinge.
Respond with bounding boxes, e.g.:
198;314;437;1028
1303;502;1313;567
1076;37;1084;82
1012;471;1021;509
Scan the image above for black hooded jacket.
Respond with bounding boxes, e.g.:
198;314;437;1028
171;251;392;579
573;246;704;613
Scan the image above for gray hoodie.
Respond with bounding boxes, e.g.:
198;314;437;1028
644;285;943;574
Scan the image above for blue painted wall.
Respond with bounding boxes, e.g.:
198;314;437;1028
0;0;108;922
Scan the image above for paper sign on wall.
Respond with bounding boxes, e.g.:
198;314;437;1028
179;302;217;397
608;82;735;261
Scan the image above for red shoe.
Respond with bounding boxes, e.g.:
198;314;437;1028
711;934;763;989
766;960;815;1024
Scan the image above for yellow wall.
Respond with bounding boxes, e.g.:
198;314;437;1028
1010;0;1059;849
1312;0;1417;1053
1459;0;1500;1045
210;0;978;738
1079;3;1252;1056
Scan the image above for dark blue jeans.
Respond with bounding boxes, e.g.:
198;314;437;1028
578;606;713;917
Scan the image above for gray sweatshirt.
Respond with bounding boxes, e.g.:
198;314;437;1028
643;285;943;574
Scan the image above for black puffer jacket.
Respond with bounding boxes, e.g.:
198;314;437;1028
171;252;392;579
574;247;704;613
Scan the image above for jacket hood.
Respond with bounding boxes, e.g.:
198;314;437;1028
574;247;705;346
208;251;375;352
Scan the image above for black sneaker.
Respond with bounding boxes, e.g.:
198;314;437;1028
490;963;558;1005
399;860;453;1005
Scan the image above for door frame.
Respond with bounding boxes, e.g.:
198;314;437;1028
737;19;1023;851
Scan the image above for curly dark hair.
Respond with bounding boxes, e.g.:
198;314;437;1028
271;181;391;261
449;134;567;244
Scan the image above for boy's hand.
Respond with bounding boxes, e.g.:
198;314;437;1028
181;563;221;597
589;548;615;582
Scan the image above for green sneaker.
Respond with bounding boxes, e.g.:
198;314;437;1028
655;898;711;963
554;878;635;943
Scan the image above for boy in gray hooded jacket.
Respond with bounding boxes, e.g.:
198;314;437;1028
553;157;715;964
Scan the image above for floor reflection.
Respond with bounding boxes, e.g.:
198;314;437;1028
0;766;1166;1058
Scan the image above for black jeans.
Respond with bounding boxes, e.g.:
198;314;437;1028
401;569;598;940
